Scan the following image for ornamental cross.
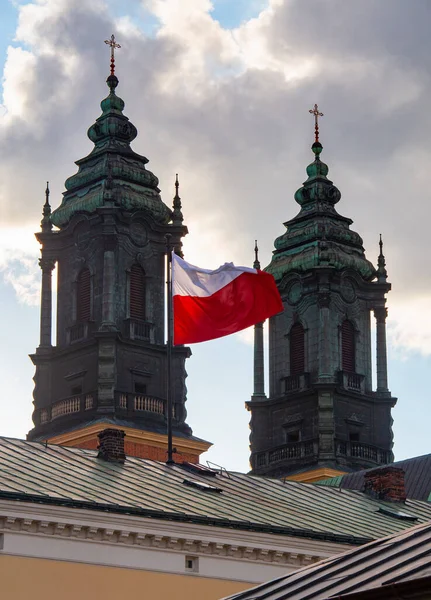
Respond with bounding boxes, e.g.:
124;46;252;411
104;34;121;75
309;103;324;142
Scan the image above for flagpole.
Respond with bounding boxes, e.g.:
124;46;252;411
165;234;174;465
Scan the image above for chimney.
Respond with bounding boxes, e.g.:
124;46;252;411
97;429;126;463
364;466;406;503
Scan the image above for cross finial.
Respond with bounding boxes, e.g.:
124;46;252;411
104;34;121;76
309;103;324;143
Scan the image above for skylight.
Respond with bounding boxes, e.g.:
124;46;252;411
182;479;223;493
378;506;418;521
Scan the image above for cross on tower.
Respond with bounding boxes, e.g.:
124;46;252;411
309;103;324;143
104;34;121;76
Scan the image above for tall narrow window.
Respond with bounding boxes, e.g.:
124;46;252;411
77;268;91;322
130;264;146;320
290;323;305;375
342;319;355;372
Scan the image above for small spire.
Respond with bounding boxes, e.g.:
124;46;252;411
172;173;184;226
104;34;121;77
41;181;52;232
309;103;324;143
377;233;388;282
253;240;261;270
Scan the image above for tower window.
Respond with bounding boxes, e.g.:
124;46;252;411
130;265;146;320
341;320;356;373
134;382;147;395
290;323;305;375
349;432;360;442
286;430;300;443
77;268;91;322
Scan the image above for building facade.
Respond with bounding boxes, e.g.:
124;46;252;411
27;69;209;461
1;434;430;600
248;136;396;480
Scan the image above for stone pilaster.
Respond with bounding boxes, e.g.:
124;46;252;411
100;231;117;332
374;306;389;394
252;322;266;399
318;291;332;381
38;257;55;348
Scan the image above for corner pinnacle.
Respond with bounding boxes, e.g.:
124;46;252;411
41;181;52;233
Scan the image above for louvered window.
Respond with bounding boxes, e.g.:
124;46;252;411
290;323;305;375
130;264;146;320
342;319;355;373
77;268;91;322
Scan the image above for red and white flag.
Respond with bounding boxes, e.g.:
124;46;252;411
172;253;283;345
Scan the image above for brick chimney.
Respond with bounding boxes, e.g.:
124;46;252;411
97;429;126;463
364;466;406;503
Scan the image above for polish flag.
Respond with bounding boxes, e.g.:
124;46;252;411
172;253;283;345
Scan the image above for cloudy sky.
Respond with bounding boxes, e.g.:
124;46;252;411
1;0;430;471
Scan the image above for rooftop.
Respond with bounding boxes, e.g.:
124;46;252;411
1;436;431;546
318;453;431;501
221;518;431;600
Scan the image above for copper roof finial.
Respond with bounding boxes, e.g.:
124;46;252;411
377;233;388;282
172;173;184;226
41;181;52;232
309;103;324;143
253;240;261;270
45;181;50;206
104;34;121;76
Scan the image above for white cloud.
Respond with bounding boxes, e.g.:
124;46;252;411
389;297;431;358
0;0;431;360
0;225;40;305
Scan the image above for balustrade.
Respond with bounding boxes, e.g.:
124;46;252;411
68;322;89;344
338;371;365;393
41;391;97;424
254;439;318;468
282;373;310;394
134;395;164;414
52;396;80;419
336;439;391;465
126;319;154;342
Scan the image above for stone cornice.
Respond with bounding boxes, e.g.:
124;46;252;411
46;423;212;454
0;500;349;568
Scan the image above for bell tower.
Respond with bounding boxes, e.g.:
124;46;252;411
28;40;210;462
248;107;396;480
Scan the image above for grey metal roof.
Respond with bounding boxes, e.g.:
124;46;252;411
317;454;431;501
221;519;431;600
1;436;431;545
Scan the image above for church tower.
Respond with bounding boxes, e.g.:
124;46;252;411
28;40;210;462
248;107;396;481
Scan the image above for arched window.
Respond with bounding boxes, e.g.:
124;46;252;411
342;319;356;372
290;323;305;375
130;264;146;320
77;268;91;322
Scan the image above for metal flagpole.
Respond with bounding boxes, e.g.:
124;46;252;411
165;234;174;465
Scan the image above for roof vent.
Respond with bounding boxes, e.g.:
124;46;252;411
97;428;126;463
182;479;222;493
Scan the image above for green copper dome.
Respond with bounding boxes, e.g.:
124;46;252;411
266;142;376;282
51;75;171;228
